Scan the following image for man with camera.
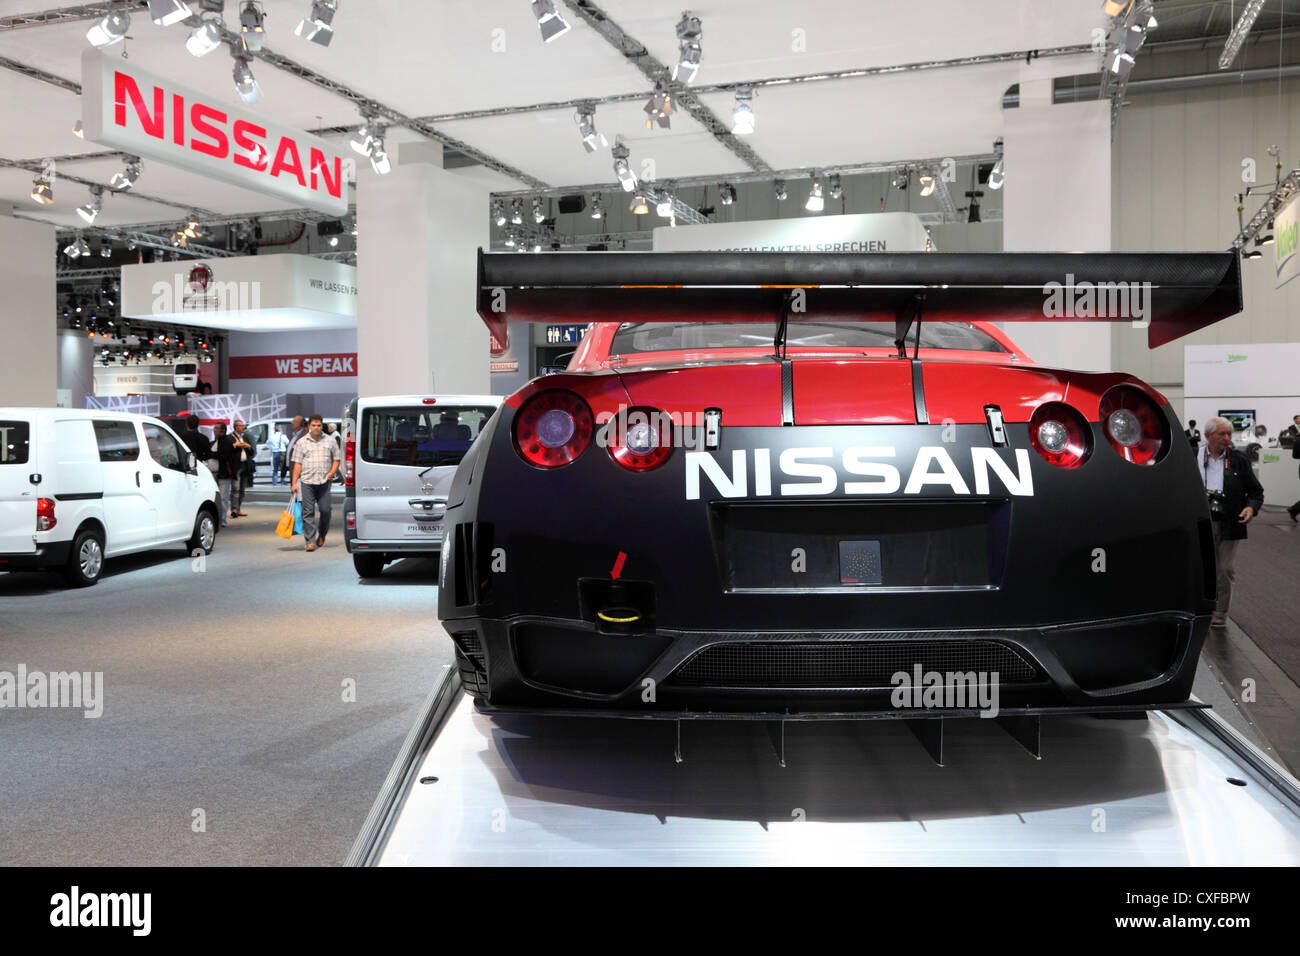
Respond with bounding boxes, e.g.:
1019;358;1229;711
1199;417;1264;628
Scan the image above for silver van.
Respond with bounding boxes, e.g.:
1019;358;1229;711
343;394;500;577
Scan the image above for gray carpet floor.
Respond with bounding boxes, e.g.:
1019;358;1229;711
0;502;450;866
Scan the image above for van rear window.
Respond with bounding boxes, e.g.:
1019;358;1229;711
361;406;497;468
0;420;29;464
175;363;198;375
92;420;140;462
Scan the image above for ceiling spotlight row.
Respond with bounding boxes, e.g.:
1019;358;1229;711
350;116;392;175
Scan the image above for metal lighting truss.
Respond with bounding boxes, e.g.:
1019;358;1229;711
1099;0;1156;129
1234;168;1300;251
1219;0;1268;70
0;2;148;31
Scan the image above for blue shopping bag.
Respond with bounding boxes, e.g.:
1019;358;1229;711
291;497;303;535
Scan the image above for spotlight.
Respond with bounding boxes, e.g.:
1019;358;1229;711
629;193;649;215
239;1;266;53
773;180;787;201
731;89;755;135
673;12;703;83
99;239;112;259
532;0;570;42
368;140;391;174
1242;247;1262;260
655;193;674;218
183;215;203;239
918;171;936;197
350;119;379;156
531;240;542;253
965;190;983;223
328;235;339;247
987;139;1005;190
719;183;736;205
31;172;55;206
295;0;337;46
828;174;843;200
86;10;130;47
1259;222;1275;245
891;169;910;191
232;51;261;104
148;0;193;27
643;82;673;130
590;194;605;219
805;177;824;212
510;199;524;225
532;197;545;224
76;186;104;225
186;14;224;57
72;120;84;139
575;105;607;153
109;157;143;190
503;232;517;248
492;199;507;226
612;139;637;192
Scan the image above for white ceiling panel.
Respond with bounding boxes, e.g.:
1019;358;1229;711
438;99;751;188
599;0;1105;83
696;63;1019;171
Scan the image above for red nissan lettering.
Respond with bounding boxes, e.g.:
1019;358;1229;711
310;148;342;198
233;119;269;171
114;72;163;139
190;103;229;158
270;136;306;187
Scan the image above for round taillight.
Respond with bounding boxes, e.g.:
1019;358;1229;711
1100;385;1168;465
1028;402;1092;469
513;390;594;468
606;407;673;471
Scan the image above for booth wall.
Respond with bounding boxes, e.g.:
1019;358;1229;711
1112;69;1300;406
0;215;55;406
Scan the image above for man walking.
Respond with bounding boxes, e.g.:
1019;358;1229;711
210;422;240;529
283;415;306;484
230;419;254;518
267;425;290;486
1198;417;1264;628
290;414;339;552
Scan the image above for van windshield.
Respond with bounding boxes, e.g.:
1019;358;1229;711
0;420;30;464
175;364;198;375
361;405;497;468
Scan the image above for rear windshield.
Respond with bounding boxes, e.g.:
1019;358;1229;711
610;321;1009;354
361;405;497;468
0;420;30;464
175;364;198;375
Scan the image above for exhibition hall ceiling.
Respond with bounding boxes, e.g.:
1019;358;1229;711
0;0;1294;230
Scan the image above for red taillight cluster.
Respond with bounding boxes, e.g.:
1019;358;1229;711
606;407;674;472
344;437;355;487
1099;385;1167;465
1028;402;1092;469
513;390;594;468
37;498;56;532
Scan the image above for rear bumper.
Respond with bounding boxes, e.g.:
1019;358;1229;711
447;610;1207;716
343;505;442;554
0;540;72;571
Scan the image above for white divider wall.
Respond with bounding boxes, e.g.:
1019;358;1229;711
0;216;55;405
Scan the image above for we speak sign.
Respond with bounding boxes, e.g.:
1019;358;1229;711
229;354;357;379
81;49;348;215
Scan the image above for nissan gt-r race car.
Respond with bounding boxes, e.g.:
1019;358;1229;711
438;250;1242;720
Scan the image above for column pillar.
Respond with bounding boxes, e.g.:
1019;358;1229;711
0;215;56;405
1002;94;1113;371
357;149;491;396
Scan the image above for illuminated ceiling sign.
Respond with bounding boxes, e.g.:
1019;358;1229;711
80;49;348;215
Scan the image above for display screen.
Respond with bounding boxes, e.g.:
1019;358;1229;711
1218;409;1256;431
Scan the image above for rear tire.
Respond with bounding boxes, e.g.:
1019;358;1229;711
353;553;386;578
63;529;104;588
187;509;217;554
454;646;489;697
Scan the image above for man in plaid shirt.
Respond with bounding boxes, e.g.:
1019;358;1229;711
290;414;340;552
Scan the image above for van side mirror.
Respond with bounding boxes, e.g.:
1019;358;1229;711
187;452;197;473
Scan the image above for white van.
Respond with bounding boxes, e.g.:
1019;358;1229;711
173;361;200;394
343;394;500;577
0;409;221;586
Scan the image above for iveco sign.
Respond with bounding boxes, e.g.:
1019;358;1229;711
80;49;348;215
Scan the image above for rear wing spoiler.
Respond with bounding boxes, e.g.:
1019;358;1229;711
475;249;1241;349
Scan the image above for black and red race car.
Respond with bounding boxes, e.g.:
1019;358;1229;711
438;250;1241;719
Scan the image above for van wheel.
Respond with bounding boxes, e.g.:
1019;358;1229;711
64;529;104;588
187;510;216;554
353;553;386;578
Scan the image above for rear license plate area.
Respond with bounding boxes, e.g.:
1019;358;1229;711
711;500;1009;591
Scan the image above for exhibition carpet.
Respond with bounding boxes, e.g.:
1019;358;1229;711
1229;512;1300;687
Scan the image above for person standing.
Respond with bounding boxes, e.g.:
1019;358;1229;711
210;422;241;529
267;426;290;486
290;414;339;552
1185;419;1200;453
230;419;254;517
1198;417;1264;628
179;414;210;463
1287;414;1300;522
283;415;307;484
